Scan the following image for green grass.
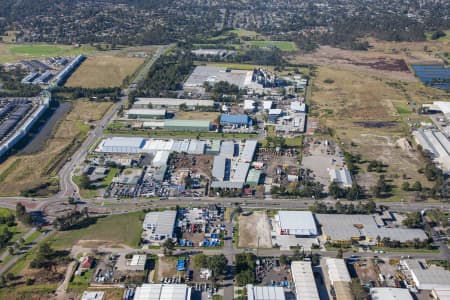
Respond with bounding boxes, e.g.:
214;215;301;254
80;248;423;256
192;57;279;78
285;137;304;147
9;44;95;56
372;246;439;253
392;101;412;117
195;61;258;70
24;230;42;245
424;30;450;42
69;268;94;292
73;176;99;199
0;284;58;299
104;128;258;139
0;207;13;217
48;211;145;249
247;40;298;52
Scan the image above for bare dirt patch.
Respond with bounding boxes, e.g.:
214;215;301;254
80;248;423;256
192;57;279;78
238;211;272;248
157;257;179;279
175;111;220;121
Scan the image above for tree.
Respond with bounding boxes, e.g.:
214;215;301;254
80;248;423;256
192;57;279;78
207;254;228;278
78;173;91;189
68;197;75;205
401;181;410;191
350;278;367;300
279;254;289;266
412;181;422;192
403;212;423;228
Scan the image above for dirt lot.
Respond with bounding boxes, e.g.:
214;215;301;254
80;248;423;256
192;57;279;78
157;257;180;279
351;259;380;287
255;148;299;181
238;211;272;248
175;111;220;121
66;53;144;88
0;100;112;196
173;153;214;179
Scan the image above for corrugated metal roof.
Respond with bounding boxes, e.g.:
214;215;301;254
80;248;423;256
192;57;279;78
164;119;210;127
276;211;317;236
134;98;214;107
212;156;227;180
326;258;351;283
246;285;286;300
128;108;167;116
370;288;413;300
220;114;252;125
210;181;243;189
291;261;320;300
241;140;258;162
142;211;177;238
329;168;353;187
134;284;191;300
231;162;249;183
246;169;261;184
152;151;170;167
220;141;236;157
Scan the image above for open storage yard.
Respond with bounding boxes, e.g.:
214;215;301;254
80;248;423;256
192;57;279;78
0;100;111;196
238;211;272;248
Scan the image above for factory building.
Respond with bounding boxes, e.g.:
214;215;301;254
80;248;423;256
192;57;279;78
291;261;320;300
246;285;286;300
164;120;211;132
205;140;221;155
152;151;170;167
184;66;252;89
134;284;191;300
220;114;253;127
263;101;273;111
316;214;428;245
246;169;261;186
401;260;450;290
241;140;258;162
412;129;450;174
142;210;177;241
244;100;256;112
133;98;214;110
424;101;450;120
325;258;352;300
231;162;250;183
268;109;282;123
100;137;146;153
370;288;413;300
212;156;230;181
220;141;237;157
81;291;105;300
290;101;306;113
127;108;167;119
210;181;244;190
329;168;353;188
274;211;318;236
54;55;86;86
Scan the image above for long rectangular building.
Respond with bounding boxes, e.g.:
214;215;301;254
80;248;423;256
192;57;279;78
291;261;320;300
246;285;286;300
325;258;352;300
142;210;177;240
241;140;258;163
134;284;191;300
412;129;450;174
275;211;318;236
134;98;214;109
231;162;250;183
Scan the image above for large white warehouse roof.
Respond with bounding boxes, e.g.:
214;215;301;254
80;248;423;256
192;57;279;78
402;259;450;290
291;261;320;300
276;211;318;236
326;258;351;284
370;288;413;300
246;285;286;300
134;284;191;300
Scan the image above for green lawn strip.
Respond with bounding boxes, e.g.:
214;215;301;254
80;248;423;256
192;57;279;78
104;129;258;139
0;284;58;299
9;44;96;56
23;230;42;245
68;268;94;292
73;176;99;199
48;211;145;250
246;40;298;52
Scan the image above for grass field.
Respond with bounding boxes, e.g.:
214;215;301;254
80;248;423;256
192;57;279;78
247;40;298;52
0;43;96;63
48;211;145;249
425;30;450;42
74;167;120;199
0;100;112;196
0;284;58;300
196;62;259;70
311;65;448;201
65;54;144;88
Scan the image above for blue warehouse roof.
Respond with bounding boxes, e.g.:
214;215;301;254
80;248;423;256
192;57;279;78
220;114;252;126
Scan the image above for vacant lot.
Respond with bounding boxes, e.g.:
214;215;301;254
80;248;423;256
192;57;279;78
49;211;144;249
239;211;272;248
0;43;95;63
247;40;298;52
175;111;220;121
311;65;448;200
65;53;144;88
0;100;112;196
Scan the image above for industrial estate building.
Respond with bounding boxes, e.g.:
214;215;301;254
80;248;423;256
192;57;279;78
274;211;318;236
220;114;253;127
142;210;177;241
412;129;450;174
241;140;258;162
134;284;191;300
329;168;353;188
100;137;146;153
133;98;214;109
325;258;352;300
246;285;286;300
291;261;320;300
184;66;252;89
127;108;167;119
316;214;428;245
163;119;211;132
370;288;413;300
401;259;450;290
81;291;105;300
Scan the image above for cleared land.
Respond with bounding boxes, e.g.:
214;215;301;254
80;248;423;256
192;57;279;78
247;40;298;52
238;211;272;248
0;43;95;63
49;211;144;249
65;53;145;88
175;111;220;121
0;100;112;196
311;64;448;201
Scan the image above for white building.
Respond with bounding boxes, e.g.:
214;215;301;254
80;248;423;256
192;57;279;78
244;100;256;111
241;140;258;163
246;285;286;300
142;210;177;241
291;261;320;300
263;101;273;111
370;288;413;300
275;211;318;236
129;254;147;271
81;291;105;300
152;151;170;167
402;260;450;290
329;168;353;188
290;102;306;113
412;129;450;174
231;162;250;183
326;258;352;300
100;137;146;153
134;284;191;300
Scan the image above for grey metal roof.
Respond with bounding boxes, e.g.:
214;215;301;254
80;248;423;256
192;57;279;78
142;210;177;238
277;211;318;236
220;141;236;157
246;285;286;300
241;140;258;163
210;181;243;189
